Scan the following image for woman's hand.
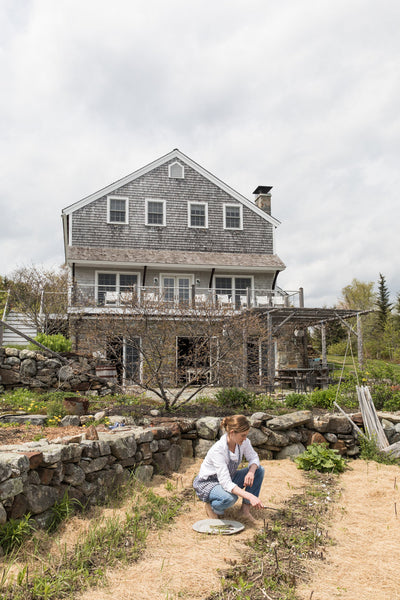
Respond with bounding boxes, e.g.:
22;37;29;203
244;470;255;487
246;492;264;509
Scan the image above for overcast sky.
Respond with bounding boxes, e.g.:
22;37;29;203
1;0;399;307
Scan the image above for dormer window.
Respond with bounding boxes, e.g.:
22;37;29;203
169;162;184;179
107;196;129;224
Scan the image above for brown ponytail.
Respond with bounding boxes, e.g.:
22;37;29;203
221;414;250;433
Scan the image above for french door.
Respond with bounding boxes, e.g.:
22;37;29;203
162;276;191;303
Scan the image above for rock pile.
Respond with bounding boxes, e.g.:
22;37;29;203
0;348;115;395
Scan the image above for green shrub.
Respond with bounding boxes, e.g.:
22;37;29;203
30;333;71;353
295;443;346;474
215;387;254;409
285;393;306;409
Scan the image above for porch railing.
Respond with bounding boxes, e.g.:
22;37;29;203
68;283;303;311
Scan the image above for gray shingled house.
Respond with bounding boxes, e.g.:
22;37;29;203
62;149;308;389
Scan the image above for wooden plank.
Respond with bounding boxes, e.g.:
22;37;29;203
381;440;400;458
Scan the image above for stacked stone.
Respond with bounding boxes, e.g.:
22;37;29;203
0;423;184;531
0;348;114;394
0;408;365;530
189;410;359;460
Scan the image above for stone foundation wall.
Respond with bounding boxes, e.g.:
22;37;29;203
0;348;115;395
0;408;367;529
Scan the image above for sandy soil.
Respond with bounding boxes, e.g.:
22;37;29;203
80;458;307;600
297;460;400;600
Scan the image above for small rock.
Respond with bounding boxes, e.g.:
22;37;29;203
85;425;99;440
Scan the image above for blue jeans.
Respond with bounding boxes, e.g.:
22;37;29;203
208;466;265;515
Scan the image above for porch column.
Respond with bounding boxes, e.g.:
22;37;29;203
321;323;327;368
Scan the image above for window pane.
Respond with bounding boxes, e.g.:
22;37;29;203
190;204;205;227
225;206;241;228
178;278;190;302
235;277;252;305
110;199;126;222
125;338;140;380
120;274;137;291
148;201;164;225
215;277;232;296
98;273;116;305
163;277;175;301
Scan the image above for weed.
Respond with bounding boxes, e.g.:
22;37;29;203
0;514;34;555
358;436;400;465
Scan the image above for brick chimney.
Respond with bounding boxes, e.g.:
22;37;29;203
253;186;272;215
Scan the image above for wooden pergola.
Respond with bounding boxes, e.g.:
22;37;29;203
254;306;371;392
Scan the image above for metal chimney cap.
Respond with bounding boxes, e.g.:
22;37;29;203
253;186;272;195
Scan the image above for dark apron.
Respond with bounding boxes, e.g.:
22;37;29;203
193;444;241;502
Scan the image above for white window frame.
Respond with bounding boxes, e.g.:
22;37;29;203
145;198;166;227
95;271;140;304
213;274;254;301
223;203;243;230
168;161;185;179
160;273;194;303
188;201;208;229
107;196;129;224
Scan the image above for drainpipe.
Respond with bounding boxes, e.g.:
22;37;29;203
209;268;215;289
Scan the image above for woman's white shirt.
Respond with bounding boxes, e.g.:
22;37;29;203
197;433;260;493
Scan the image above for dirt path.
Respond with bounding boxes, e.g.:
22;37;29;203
80;458;306;600
298;460;400;600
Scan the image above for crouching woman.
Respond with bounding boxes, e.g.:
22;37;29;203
193;415;265;522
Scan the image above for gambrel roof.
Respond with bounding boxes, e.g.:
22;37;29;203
62;149;281;228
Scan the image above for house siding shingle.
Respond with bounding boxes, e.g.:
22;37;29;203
71;160;274;254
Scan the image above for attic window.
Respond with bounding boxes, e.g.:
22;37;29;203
169;162;184;179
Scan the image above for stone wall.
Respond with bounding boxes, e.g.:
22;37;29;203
0;408;367;528
0;348;115;395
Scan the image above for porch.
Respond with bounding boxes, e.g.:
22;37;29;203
67;282;304;312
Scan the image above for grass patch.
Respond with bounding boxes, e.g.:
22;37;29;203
0;477;188;600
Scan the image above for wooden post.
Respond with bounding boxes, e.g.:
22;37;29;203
357;313;364;371
267;313;275;393
242;325;248;388
321;323;327;368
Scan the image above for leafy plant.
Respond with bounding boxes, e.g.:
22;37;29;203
215;387;255;409
30;333;71;353
295;443;346;474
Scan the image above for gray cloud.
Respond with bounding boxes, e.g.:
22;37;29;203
0;0;399;306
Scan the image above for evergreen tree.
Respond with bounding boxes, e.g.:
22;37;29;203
376;273;392;332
